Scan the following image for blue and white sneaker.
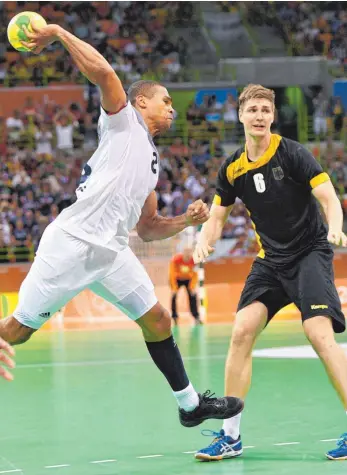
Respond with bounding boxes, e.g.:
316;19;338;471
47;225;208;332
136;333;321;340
326;433;347;460
195;429;243;461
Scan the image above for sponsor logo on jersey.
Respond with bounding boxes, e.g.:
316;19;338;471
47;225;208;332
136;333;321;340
310;304;328;310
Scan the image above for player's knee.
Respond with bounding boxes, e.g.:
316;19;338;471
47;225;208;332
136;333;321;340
0;316;35;346
304;317;334;353
231;323;257;350
138;304;172;341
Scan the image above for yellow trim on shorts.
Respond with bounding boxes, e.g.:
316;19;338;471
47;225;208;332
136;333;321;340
310;172;330;189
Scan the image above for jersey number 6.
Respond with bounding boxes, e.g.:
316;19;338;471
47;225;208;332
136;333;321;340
253;173;266;193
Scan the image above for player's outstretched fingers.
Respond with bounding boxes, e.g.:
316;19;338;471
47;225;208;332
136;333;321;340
193;247;203;264
0;364;14;381
0;338;15;357
0;348;15;367
201;245;210;259
0;341;15;381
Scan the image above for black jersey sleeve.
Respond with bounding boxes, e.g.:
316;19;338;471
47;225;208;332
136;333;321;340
290;144;330;190
213;159;237;206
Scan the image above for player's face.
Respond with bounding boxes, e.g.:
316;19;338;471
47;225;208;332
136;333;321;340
239;98;274;138
148;87;174;133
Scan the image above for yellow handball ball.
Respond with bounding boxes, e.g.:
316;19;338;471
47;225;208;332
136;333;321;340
7;11;47;52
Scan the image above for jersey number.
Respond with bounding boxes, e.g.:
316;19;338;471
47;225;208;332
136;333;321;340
151;152;158;174
77;164;92;193
253;173;266;193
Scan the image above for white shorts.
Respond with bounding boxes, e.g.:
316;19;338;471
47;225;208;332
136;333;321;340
13;223;157;329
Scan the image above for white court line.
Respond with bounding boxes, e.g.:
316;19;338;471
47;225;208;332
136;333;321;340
18;342;347;370
274;442;300;446
90;460;116;464
136;455;163;459
0;471;23;474
320;439;338;442
183;451;196;454
15;354;227;370
45;465;70;469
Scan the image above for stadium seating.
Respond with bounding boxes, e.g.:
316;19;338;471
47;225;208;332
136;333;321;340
0;1;345;262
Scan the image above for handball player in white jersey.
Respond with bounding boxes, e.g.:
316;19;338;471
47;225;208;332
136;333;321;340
0;21;243;425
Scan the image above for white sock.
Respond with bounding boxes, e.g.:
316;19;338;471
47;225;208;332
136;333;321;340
173;382;199;412
223;413;242;440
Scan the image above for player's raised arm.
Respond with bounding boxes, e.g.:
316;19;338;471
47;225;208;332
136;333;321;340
21;22;126;113
193;203;232;263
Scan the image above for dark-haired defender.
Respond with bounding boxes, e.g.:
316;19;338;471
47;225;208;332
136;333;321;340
194;84;347;461
1;23;243;426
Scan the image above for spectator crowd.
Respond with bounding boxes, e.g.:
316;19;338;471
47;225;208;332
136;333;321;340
1;85;347;262
0;2;346;262
243;2;347;74
0;1;192;87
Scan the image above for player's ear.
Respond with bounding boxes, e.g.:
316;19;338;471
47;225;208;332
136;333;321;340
271;106;275;124
136;94;147;110
238;108;244;123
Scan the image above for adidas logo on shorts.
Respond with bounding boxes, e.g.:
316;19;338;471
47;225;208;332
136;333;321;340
39;312;51;318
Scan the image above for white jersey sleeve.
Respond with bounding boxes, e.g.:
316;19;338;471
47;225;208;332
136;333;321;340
98;102;137;133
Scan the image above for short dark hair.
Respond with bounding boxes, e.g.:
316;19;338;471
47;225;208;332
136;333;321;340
127;80;162;105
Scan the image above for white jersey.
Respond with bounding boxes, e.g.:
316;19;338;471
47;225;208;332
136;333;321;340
55;103;159;251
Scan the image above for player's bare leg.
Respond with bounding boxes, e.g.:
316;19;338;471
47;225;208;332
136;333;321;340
303;316;347;409
195;301;267;460
225;302;268;400
222;302;267;435
0;316;36;345
304;316;347;460
136;302;243;427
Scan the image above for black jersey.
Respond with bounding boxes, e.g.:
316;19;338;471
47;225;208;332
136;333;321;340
214;134;330;266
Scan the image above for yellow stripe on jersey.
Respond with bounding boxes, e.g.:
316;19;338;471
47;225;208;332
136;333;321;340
213;195;222;205
226;134;282;185
310;172;330;189
246;208;265;259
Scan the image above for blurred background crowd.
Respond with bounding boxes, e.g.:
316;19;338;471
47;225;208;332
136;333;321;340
0;1;346;262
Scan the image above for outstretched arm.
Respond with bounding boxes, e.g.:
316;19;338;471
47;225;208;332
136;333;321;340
137;191;209;242
22;22;126;113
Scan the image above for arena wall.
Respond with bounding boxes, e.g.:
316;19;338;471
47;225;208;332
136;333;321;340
1;253;347;330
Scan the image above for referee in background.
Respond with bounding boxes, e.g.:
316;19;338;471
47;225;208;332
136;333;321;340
169;247;202;325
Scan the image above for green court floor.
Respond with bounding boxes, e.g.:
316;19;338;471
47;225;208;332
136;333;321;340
1;320;347;475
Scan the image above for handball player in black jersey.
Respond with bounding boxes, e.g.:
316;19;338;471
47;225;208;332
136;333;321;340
193;84;347;461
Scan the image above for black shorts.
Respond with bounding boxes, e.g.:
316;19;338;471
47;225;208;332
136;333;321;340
237;247;345;333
